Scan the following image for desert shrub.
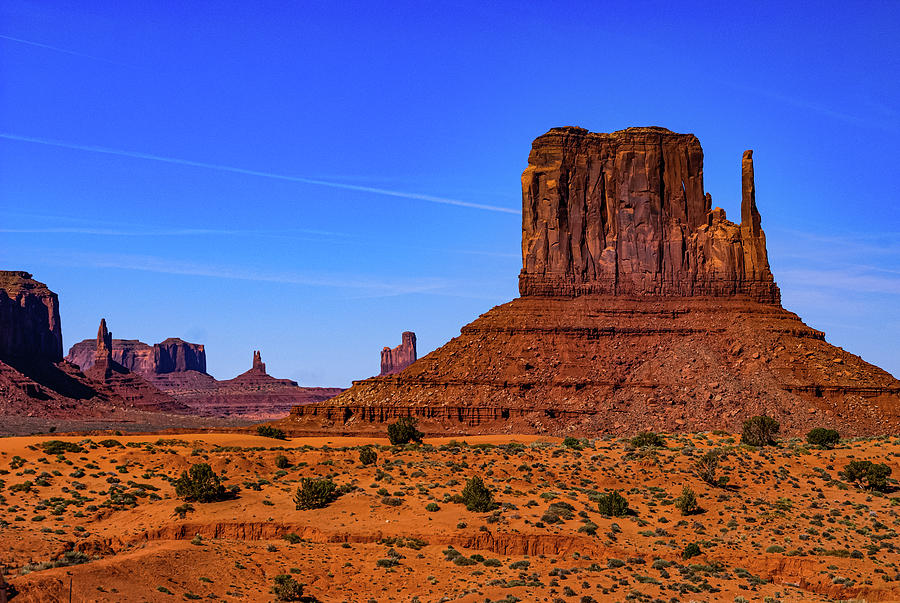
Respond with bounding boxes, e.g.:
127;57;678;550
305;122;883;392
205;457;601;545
97;439;123;448
274;455;290;469
271;574;305;601
693;449;729;487
257;425;286;440
282;532;302;544
40;441;83;455
562;436;583;450
174;463;228;503
596;490;629;517
840;460;892;491
806;428;840;449
631;432;664;448
173;503;194;518
461;476;495;512
425;502;440;512
741;415;779;446
387;417;423;445
359;446;378;466
681;542;701;559
674;486;699;515
293;477;338;510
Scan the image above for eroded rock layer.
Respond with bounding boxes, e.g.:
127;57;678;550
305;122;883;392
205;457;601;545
287;296;900;435
281;126;900;436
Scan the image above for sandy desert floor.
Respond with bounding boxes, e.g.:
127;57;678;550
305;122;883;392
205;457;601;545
1;431;898;602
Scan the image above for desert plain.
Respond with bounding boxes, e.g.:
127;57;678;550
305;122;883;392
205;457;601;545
1;430;898;602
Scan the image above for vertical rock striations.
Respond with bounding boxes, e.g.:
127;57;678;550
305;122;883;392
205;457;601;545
518;127;779;303
380;332;417;375
0;271;63;362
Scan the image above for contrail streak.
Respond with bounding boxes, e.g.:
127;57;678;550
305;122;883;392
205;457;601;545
0;132;520;214
0;34;128;66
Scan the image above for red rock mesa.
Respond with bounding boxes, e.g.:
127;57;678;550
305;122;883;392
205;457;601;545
282;127;900;437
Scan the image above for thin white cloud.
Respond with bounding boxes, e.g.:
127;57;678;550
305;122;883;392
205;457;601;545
722;81;899;132
779;268;900;296
7;249;453;296
0;34;128;66
0;132;520;214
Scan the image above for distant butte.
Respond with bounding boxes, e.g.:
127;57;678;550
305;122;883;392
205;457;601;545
380;332;417;376
282;126;900;437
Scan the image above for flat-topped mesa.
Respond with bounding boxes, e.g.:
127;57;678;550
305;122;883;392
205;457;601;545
380;331;417;376
0;271;63;362
66;337;207;376
155;338;206;374
519;127;780;303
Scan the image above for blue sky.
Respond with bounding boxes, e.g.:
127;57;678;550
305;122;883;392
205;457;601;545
1;0;898;386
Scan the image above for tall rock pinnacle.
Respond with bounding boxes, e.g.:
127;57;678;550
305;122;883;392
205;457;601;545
96;318;113;360
252;350;266;373
741;150;761;235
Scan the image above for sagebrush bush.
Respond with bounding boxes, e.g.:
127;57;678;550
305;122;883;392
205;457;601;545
630;432;664;448
274;455;290;469
257;425;286;440
387;417;423;445
41;440;83;455
294;477;338;510
596;490;629;516
271;574;304;601
693;449;728;487
359;446;378;466
174;463;228;503
741;415;779;446
562;436;583;450
806;428;840;449
840;460;892;491
674;486;699;515
681;542;701;559
461;476;495;512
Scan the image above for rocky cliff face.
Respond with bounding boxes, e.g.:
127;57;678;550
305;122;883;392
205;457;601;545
519;127;779;303
66;336;206;376
0;271;63;362
380;332;417;375
155;339;207;374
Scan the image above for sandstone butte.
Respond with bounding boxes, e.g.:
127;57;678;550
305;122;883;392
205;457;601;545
380;331;418;375
281;126;900;437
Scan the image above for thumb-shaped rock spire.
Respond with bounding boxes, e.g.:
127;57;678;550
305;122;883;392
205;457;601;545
741;150;761;236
